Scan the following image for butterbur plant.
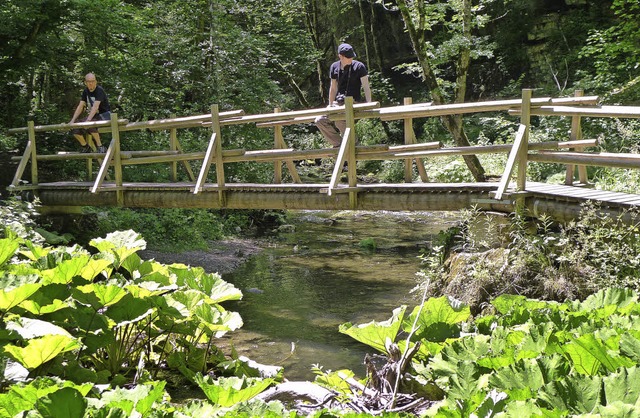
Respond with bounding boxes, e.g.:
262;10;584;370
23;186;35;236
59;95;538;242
0;230;244;386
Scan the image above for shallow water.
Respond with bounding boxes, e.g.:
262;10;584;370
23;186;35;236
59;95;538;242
220;210;460;381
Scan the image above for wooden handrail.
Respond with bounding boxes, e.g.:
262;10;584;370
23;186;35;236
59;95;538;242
8;119;129;134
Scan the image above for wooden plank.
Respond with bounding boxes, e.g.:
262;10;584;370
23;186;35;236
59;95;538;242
90;140;114;194
517;89;532;192
204;101;380;127
378;96;599;121
327;127;351;195
120;110;244;132
27;121;38;186
529;152;640;169
404;97;415;182
10;141;32;187
194;132;217;194
514;105;640;118
494;124;527;200
212;105;226;205
8;119;128;134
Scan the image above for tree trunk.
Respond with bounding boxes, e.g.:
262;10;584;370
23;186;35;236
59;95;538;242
396;0;486;181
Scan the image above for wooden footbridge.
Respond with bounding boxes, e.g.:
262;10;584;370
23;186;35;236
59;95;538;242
7;89;640;223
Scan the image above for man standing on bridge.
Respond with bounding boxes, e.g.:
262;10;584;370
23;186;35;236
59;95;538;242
69;73;110;153
315;43;372;147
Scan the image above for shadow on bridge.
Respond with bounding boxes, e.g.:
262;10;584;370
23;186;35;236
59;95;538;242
7;89;640;223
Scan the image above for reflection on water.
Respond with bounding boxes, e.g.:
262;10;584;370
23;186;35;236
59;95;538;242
221;210;459;381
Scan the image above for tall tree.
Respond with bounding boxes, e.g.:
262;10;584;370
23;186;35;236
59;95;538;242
393;0;491;181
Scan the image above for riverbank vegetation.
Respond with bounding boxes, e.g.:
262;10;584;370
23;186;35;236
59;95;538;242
4;205;640;416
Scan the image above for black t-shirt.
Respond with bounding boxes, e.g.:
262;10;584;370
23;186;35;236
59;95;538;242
329;60;368;102
82;85;110;114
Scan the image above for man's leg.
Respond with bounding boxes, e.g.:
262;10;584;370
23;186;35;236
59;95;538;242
73;133;88;146
315;115;342;147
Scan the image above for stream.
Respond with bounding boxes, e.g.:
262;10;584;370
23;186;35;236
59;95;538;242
219;210;460;381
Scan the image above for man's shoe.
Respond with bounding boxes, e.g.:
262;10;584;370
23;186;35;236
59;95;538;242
81;145;92;153
97;146;107;153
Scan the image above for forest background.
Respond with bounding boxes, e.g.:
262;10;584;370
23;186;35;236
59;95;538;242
1;0;639;246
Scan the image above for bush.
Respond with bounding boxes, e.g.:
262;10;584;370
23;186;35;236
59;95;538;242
417;203;640;313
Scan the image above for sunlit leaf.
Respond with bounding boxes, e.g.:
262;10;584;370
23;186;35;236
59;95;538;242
404;296;470;342
0;238;19;267
4;335;80;370
20;298;69;315
18;240;52;262
80;258;113;282
0;283;42;312
195;374;274;407
90;230;146;268
72;284;128;309
6;317;73;339
562;333;634;375
579;288;638;310
195;304;243;336
35;387;86;418
98;382;166;416
538;375;602;414
603;367;640;406
41;256;90;285
179;269;243;303
339;305;406;354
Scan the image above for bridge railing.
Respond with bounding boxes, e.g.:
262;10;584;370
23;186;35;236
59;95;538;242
10;88;640;208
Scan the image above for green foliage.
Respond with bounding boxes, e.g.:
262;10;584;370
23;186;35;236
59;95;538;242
0;229;244;385
579;0;640;97
336;288;640;416
88;207;226;251
416;203;640;314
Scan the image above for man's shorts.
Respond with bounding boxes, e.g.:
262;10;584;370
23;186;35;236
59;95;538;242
72;111;111;135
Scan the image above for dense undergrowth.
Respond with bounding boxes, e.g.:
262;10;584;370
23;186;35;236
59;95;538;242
416;202;640;315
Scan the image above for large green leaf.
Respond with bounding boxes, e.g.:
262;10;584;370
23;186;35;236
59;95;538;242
90;230;146;268
537;375;602;414
0;378;92;417
0;283;42;312
194;374;274;407
3;334;80;370
562;333;634;375
6;317;72;339
194;303;243;337
41;256;90;285
339;305;406;354
72;284;128;309
603;367;640;406
177;268;243;303
619;332;640;363
98;382;166;415
404;296;470;342
0;238;19;268
488;358;546;401
35;387;87;418
103;293;154;325
578;288;638;313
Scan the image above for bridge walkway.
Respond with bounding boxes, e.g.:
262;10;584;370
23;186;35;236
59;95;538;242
7;89;640;223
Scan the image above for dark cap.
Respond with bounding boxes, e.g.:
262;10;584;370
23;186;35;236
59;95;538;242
338;43;356;58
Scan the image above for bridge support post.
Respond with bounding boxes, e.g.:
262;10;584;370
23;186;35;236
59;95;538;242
403;97;428;183
346;97;358;209
28;120;38;186
170;113;178;182
565;90;588;186
515;89;532;211
110;113;124;206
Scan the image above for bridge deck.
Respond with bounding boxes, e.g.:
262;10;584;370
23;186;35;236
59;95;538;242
17;181;640;222
526;183;640;206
